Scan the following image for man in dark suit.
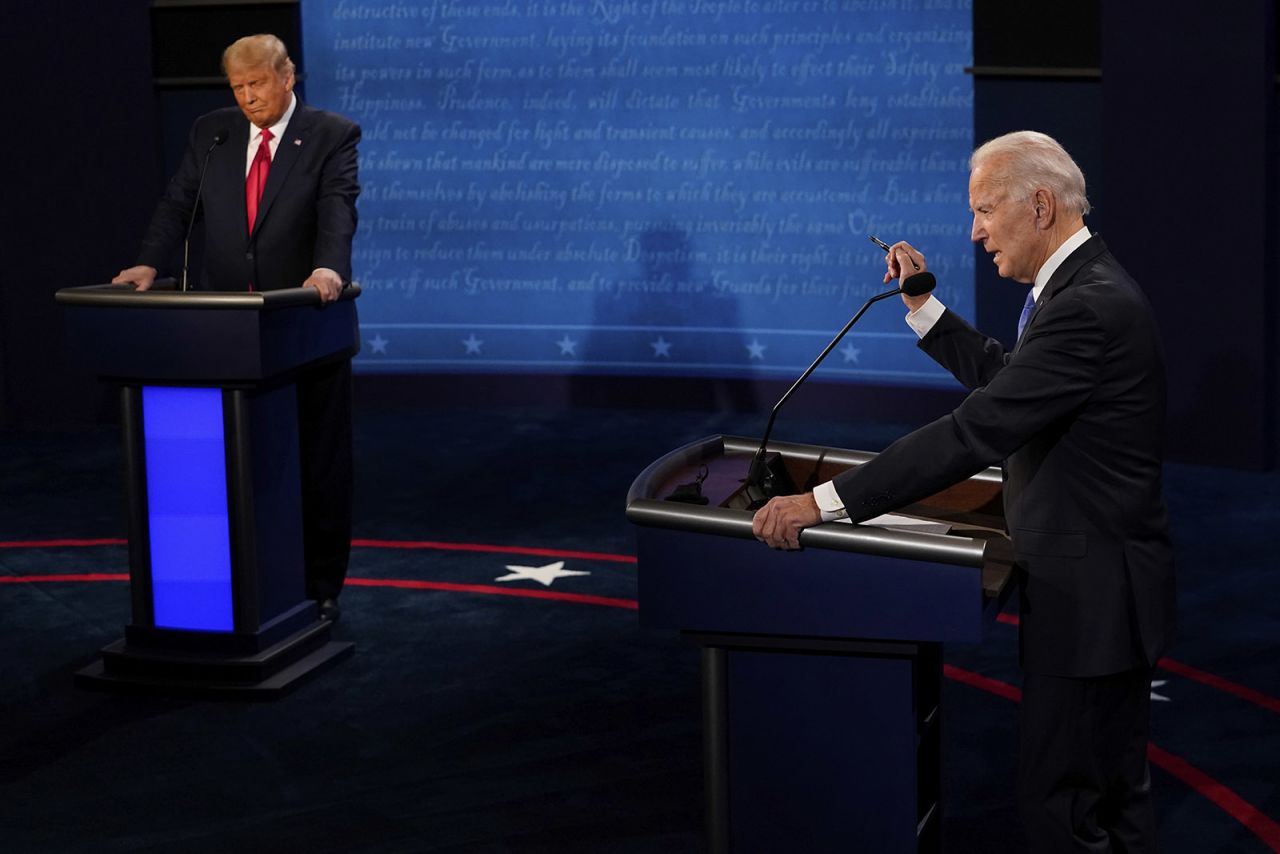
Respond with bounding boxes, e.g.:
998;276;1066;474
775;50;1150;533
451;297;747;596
114;34;361;622
753;131;1175;852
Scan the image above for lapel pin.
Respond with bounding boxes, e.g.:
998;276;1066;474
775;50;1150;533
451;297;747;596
293;138;302;146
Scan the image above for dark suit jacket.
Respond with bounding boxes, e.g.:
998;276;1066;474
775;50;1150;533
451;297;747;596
137;102;360;291
833;235;1176;677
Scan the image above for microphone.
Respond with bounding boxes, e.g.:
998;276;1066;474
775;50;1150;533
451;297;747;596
181;128;229;293
744;270;937;502
899;271;938;299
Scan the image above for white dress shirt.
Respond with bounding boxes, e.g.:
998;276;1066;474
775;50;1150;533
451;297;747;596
243;93;296;176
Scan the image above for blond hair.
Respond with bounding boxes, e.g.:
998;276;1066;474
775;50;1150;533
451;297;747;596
222;34;295;78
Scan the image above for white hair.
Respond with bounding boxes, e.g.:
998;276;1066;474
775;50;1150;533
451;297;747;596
971;131;1090;217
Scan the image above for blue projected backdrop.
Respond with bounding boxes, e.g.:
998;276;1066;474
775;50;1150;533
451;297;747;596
301;0;973;385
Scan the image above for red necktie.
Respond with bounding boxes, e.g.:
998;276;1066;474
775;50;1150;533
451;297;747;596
245;128;273;236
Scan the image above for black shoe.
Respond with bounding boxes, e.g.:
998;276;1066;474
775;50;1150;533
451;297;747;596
318;597;341;623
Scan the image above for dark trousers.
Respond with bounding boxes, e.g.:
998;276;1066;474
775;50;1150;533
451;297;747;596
296;357;353;601
1018;668;1157;854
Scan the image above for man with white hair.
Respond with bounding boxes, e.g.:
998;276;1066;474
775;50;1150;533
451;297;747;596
114;34;361;622
754;131;1175;852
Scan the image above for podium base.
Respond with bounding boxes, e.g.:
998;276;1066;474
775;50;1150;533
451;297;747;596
75;620;354;700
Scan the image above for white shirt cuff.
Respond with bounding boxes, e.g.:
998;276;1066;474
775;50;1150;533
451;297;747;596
813;481;848;521
905;295;946;339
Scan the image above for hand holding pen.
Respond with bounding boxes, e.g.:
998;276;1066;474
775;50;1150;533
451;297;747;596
869;236;931;312
869;234;920;268
869;234;926;285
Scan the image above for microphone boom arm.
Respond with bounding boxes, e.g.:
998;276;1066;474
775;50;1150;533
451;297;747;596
746;284;904;491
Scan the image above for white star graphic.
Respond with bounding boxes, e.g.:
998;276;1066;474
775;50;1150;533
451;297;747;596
1150;679;1171;703
462;334;483;355
556;335;578;356
369;334;389;354
494;561;591;587
746;339;767;360
650;336;672;358
840;342;861;364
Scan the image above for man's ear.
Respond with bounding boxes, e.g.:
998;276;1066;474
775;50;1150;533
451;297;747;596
1033;189;1055;229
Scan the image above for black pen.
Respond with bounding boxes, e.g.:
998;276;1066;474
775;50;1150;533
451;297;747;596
868;234;920;270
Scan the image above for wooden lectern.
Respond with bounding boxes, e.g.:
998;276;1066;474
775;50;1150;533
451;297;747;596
55;282;360;698
627;435;1014;854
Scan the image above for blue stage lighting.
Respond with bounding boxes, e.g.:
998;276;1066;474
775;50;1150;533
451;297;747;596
142;386;234;631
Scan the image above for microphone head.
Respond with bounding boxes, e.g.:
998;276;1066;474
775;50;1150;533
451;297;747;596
212;129;229;145
901;271;936;297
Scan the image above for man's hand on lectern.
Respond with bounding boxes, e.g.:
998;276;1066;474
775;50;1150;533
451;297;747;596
752;493;822;550
304;268;344;303
112;265;158;291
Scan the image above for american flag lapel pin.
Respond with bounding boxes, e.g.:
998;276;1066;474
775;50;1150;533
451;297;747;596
293;138;302;146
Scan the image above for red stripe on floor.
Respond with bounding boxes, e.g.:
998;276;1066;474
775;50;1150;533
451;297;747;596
0;538;126;548
0;537;638;565
0;573;129;583
944;664;1280;852
344;577;637;610
351;539;637;564
993;612;1280;715
1156;657;1280;716
0;572;637;610
1147;744;1280;852
943;663;1022;702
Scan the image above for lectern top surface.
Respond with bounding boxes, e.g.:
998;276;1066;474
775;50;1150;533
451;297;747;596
627;434;1010;574
55;283;361;310
56;281;362;383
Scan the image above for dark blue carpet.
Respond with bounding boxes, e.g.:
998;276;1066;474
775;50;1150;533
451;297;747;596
1;400;1277;852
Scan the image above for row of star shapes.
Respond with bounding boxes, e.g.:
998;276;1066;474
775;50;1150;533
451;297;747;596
366;334;861;363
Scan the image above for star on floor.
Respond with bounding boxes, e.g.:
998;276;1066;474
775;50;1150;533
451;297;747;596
494;561;591;587
746;339;767;360
650;336;672;358
840;342;861;364
368;334;389;355
462;334;483;355
1150;679;1171;702
556;335;579;356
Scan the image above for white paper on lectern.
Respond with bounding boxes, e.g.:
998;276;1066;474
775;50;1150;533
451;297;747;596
834;513;952;535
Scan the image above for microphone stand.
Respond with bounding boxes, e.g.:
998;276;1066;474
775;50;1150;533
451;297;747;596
744;268;937;501
181;131;228;292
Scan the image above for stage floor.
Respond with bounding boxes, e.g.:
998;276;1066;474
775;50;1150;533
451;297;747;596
1;403;1277;852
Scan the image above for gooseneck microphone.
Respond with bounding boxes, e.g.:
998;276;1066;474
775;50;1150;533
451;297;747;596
181;128;229;293
745;270;937;502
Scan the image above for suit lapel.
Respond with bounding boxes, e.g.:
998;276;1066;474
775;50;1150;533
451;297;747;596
1014;234;1108;353
252;104;311;234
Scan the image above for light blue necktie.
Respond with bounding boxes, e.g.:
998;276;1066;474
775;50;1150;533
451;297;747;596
1016;290;1036;341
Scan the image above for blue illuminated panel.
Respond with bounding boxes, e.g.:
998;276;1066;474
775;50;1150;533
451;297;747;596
142;387;234;631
